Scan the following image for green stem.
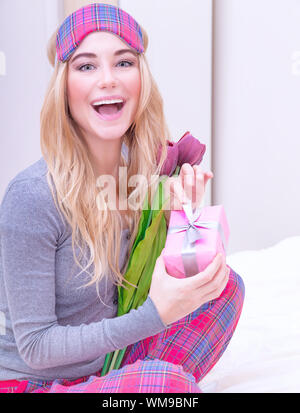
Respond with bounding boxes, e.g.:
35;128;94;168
114;347;127;371
108;350;120;373
107;176;170;375
101;351;113;377
173;165;181;177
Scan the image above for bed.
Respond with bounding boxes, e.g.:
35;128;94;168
200;236;300;393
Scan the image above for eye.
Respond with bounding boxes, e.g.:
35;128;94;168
78;64;95;72
117;60;134;68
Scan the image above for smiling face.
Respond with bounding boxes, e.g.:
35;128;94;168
67;31;141;145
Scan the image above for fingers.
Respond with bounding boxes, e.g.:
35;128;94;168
188;253;224;288
198;251;230;299
165;164;214;211
203;170;214;187
180;164;194;201
194;167;204;207
154;252;166;273
152;251;230;324
201;265;230;304
173;178;190;204
168;178;190;209
180;163;214;207
194;166;213;193
158;248;227;286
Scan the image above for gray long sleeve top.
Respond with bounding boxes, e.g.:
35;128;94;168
0;158;166;381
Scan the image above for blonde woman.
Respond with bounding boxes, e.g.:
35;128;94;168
0;3;244;393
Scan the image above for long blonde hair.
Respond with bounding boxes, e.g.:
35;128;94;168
40;24;170;296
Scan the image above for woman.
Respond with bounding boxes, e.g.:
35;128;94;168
0;3;244;393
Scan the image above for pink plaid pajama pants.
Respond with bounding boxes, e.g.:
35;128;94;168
0;268;244;393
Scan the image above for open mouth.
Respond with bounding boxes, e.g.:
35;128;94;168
92;98;125;120
92;102;125;117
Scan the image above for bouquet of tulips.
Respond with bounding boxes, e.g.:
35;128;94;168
100;132;206;376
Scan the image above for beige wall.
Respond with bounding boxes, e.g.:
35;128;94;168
212;0;300;253
0;0;60;203
64;0;118;17
121;0;213;207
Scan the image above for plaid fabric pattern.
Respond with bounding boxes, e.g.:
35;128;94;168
0;380;28;393
121;268;245;383
0;267;244;393
56;3;144;62
31;361;200;394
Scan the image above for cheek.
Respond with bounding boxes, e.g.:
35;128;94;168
67;75;88;111
128;72;141;103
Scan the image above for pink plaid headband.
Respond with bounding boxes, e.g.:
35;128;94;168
56;3;144;63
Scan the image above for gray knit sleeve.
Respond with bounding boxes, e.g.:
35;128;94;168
0;179;166;370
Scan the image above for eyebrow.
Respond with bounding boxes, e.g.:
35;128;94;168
70;49;138;64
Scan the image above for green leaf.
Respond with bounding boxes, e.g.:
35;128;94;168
103;176;169;374
118;194;150;309
118;179;168;315
120;207;166;313
114;347;127;371
131;213;167;309
130;193;151;254
101;351;113;377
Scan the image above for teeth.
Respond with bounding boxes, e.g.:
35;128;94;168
93;99;124;106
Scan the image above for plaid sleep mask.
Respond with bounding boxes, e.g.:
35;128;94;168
56;3;144;63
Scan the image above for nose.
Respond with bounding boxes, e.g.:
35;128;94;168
97;65;117;89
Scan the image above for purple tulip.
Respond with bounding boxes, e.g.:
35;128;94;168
157;132;206;176
158;140;179;176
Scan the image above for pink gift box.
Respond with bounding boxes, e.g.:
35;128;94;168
162;205;230;278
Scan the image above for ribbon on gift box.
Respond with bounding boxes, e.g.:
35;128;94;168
168;201;227;276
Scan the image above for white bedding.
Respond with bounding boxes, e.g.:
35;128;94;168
200;236;300;393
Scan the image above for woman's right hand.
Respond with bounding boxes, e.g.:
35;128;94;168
149;251;230;326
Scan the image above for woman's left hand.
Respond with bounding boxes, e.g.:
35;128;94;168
163;163;214;225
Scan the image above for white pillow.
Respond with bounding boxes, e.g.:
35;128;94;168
200;236;300;393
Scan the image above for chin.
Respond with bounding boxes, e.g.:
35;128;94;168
94;127;129;141
99;121;133;137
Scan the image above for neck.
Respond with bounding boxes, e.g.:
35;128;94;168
87;137;124;181
84;135;128;212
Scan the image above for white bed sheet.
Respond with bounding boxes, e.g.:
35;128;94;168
200;236;300;393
